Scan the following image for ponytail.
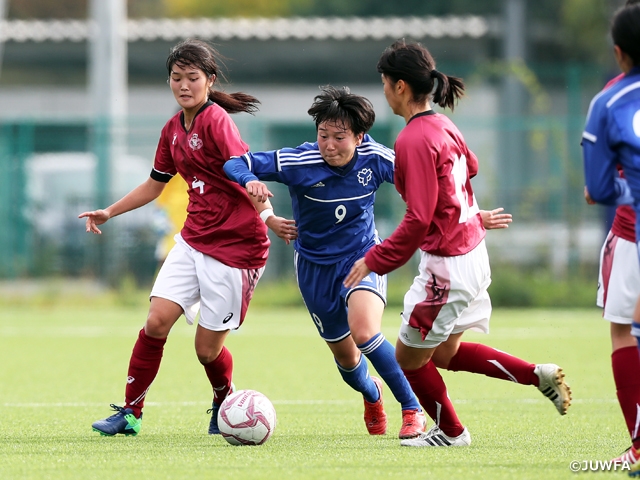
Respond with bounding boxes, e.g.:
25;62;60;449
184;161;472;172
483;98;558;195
209;90;260;115
430;70;465;112
378;40;465;111
167;38;261;115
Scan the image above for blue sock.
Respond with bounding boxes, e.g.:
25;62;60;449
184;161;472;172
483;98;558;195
358;333;421;411
336;356;379;403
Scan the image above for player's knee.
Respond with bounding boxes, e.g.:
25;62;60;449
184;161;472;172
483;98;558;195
145;312;174;338
334;352;360;370
352;330;377;347
195;346;222;365
395;347;430;371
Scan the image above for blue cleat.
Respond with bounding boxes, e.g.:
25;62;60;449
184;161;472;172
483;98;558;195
92;404;142;436
207;403;223;435
207;382;235;435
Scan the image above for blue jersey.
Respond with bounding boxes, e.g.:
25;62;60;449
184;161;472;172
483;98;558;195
225;134;395;264
582;66;640;212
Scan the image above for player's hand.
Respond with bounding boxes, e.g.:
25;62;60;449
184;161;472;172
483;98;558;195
584;186;596;205
78;209;110;234
344;257;371;289
246;180;273;203
265;216;298;245
480;208;512;230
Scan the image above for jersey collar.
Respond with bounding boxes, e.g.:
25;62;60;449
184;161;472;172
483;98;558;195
407;109;437;124
180;100;214;131
328;149;359;176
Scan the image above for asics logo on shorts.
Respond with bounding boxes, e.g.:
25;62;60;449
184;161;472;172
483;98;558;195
427;274;447;302
222;312;234;324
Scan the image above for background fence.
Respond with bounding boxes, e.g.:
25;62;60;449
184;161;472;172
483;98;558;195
0;60;610;287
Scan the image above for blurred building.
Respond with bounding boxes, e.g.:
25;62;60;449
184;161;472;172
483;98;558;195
0;15;608;282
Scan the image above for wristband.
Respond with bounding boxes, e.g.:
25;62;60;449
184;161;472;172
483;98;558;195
259;208;275;223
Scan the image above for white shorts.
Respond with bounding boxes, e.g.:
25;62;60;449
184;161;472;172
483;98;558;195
398;239;492;349
150;234;265;331
597;231;640;324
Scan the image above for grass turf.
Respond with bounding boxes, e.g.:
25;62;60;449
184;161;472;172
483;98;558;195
0;303;629;479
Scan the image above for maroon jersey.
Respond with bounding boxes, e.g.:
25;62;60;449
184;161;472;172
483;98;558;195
612;189;637;243
603;74;636;243
365;111;485;275
152;101;269;269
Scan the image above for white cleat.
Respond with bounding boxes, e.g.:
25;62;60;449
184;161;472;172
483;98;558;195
534;363;572;415
400;424;471;447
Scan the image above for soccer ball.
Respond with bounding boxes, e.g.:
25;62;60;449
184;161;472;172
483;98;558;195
218;389;276;446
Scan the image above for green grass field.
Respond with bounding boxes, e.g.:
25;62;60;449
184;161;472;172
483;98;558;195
0;301;631;479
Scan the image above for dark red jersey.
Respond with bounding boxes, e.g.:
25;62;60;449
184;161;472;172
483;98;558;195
612;192;637;243
365;111;485;275
152;102;269;269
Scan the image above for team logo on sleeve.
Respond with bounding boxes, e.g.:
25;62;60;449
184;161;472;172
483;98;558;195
189;133;203;151
357;168;373;186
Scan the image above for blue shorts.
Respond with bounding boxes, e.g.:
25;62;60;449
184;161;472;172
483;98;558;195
294;250;387;343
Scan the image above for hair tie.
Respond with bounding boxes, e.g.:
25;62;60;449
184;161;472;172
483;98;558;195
430;69;439;79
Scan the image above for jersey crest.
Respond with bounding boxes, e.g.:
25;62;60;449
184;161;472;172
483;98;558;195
357;168;373;187
189;133;203;151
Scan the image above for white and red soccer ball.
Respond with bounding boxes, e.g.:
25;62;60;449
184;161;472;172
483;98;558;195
218;389;276;446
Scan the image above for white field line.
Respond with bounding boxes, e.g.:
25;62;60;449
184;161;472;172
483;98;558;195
1;398;616;408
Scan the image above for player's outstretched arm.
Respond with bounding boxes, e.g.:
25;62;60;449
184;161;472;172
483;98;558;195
78;177;166;234
265;216;297;245
480;208;512;230
246;180;273;203
250;196;297;245
344;257;372;289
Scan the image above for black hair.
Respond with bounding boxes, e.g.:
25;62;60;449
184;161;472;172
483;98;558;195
307;85;375;135
612;4;640;65
377;39;465;111
166;39;260;114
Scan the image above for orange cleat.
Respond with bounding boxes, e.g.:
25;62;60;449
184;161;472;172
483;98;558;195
399;408;426;439
363;376;387;435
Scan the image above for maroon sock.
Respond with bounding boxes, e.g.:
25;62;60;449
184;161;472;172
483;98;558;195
203;346;234;406
402;361;464;437
447;342;538;386
124;328;166;417
612;346;640;449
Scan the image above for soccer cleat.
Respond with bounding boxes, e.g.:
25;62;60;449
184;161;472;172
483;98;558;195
398;408;426;439
612;446;640;476
400;424;471;447
534;363;572;415
207;382;235;435
92;404;142;436
363;376;387;435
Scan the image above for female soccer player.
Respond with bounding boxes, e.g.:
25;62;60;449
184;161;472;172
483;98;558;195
224;85;426;439
582;2;640;468
344;40;572;447
79;39;291;436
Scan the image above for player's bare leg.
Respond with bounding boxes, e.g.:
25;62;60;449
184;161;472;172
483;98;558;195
195;327;236;435
327;336;387;435
396;341;469;447
434;332;571;415
92;297;182;436
348;290;424;438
